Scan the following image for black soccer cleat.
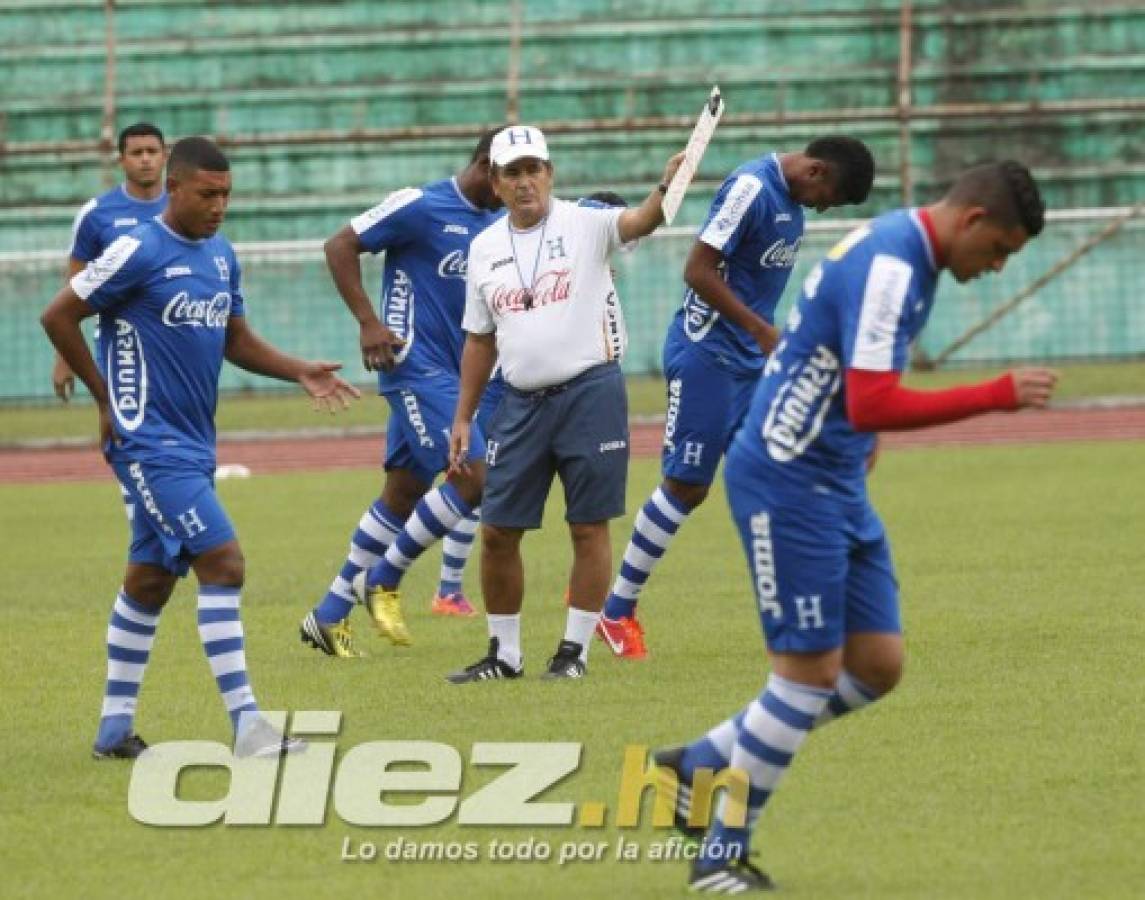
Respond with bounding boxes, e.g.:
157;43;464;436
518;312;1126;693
653;745;706;843
541;639;586;680
299;612;362;658
92;733;149;760
688;857;776;893
446;637;523;683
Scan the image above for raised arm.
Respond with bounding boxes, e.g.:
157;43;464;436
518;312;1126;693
617;151;685;244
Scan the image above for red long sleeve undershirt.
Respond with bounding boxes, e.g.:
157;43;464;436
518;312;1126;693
846;368;1019;432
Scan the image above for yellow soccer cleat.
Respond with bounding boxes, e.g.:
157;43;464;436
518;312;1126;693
366;585;412;646
299;612;363;658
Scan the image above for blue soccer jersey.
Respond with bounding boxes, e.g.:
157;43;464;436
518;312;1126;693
670;153;805;373
731;208;941;501
70;219;244;468
351;178;501;388
69;184;168;263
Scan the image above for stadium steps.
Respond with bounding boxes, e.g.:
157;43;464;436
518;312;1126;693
7;50;1145;146
4;110;1139;210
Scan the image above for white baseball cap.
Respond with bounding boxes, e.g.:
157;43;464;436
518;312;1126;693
490;125;549;167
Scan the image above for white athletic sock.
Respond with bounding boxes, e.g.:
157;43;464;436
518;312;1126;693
487;613;522;670
564;606;600;663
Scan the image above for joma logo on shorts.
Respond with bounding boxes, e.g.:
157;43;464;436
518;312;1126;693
663;378;682;451
128;462;175;537
598;440;626;453
750;513;781;619
401;391;435;448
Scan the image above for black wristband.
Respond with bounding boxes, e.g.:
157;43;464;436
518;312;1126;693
657;181;670;195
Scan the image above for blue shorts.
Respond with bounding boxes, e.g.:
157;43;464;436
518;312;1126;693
483;363;629;529
661;330;759;486
723;448;901;654
382;374;486;486
112;459;237;576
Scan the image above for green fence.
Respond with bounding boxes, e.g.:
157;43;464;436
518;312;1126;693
2;211;1140;404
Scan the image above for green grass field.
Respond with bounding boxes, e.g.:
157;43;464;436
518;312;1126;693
3;360;1144;444
2;445;1142;899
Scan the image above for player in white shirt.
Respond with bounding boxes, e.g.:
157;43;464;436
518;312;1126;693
445;125;683;681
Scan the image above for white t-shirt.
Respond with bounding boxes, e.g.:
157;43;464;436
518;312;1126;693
464;197;626;391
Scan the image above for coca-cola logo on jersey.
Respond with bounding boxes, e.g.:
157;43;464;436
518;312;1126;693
759;237;802;269
161;291;231;328
437;249;467;280
490;269;572;314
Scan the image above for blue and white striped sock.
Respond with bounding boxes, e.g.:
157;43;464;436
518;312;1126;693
603;486;689;620
814;669;879;728
314;499;402;624
699;674;830;870
438;507;480;596
369;483;472;590
197;586;258;731
95;590;160;750
680;711;746;777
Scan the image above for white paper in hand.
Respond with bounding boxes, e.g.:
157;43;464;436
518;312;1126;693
661;85;725;226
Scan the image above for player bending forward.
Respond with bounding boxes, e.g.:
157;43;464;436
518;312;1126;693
658;160;1057;892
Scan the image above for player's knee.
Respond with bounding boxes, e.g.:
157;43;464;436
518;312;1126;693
194;542;246;587
448;465;485;507
568;521;608;548
854;652;904;696
381;471;429;517
124;569;177;610
664;478;709;510
482;525;521;558
771;650;843;691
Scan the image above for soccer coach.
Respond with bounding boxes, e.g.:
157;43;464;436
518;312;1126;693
446;125;683;682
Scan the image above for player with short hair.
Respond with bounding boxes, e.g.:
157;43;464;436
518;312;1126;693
41;136;360;759
599;136;876;659
299;128;506;658
52;122;169;402
444;125;685;682
659;160;1056;892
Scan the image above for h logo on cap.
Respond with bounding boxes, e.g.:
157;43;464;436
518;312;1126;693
491;125;550;167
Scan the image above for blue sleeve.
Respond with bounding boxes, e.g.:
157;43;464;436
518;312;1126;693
697;172;767;259
841;252;918;374
350;187;425;254
229;249;246;318
69;200;101;262
69;233;154;312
